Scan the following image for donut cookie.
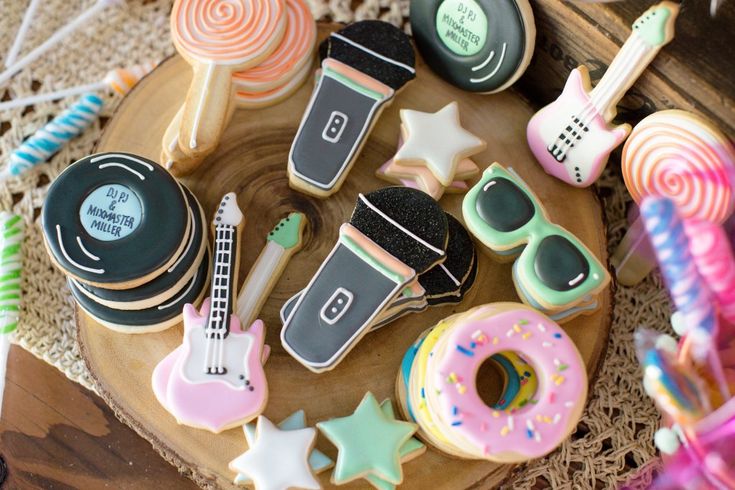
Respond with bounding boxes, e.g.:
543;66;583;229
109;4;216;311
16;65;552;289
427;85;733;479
462;163;610;322
288;21;416;198
281;187;448;372
317;392;422;487
398;303;587;462
42;152;189;289
410;0;535;93
74;186;207;310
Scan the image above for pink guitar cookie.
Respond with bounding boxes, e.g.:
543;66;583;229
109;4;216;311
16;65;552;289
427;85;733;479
526;2;678;188
152;193;268;433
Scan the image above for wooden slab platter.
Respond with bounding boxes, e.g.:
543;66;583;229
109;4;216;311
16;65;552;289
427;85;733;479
78;25;613;490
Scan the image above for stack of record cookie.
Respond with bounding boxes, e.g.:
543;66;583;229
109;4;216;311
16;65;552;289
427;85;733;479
42;152;211;333
280;187;477;372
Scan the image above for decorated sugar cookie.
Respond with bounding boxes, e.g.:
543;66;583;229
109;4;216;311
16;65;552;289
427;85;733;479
171;0;286;158
317;392;420;486
152;193;269;433
527;1;679;187
281;187;448;372
229;415;321;490
288;21;416;198
231;410;334;487
462;163;610;321
399;303;587;462
410;0;536;93
42;152;189;289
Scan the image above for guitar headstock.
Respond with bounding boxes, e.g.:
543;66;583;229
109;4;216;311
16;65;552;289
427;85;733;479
213;192;244;227
632;1;679;48
267;212;307;250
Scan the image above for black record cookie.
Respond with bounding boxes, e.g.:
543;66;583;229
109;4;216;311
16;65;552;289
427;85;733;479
69;249;211;333
350;187;448;273
75;185;207;310
410;0;535;93
43;152;189;289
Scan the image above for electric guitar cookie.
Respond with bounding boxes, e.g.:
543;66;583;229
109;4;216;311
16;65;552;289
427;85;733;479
152;193;268;433
526;1;678;187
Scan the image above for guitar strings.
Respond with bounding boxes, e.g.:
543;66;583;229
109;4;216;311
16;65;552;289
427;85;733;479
203;224;234;374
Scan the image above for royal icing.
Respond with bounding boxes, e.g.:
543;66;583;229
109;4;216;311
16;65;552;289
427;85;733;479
410;0;533;93
229;416;320;490
527;2;679;187
462;163;609;315
317;392;419;485
42;152;189;287
0;214;23;336
391;102;485;188
153;193;269;432
411;304;587;462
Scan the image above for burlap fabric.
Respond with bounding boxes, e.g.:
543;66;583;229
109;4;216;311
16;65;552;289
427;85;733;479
0;1;670;487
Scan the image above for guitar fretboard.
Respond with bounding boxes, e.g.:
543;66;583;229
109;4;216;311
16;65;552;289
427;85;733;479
206;224;236;339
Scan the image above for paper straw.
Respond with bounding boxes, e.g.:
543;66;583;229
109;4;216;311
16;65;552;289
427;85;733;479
0;213;24;417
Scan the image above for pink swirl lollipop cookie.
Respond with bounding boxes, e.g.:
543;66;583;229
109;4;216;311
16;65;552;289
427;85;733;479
172;0;286;158
612;110;735;286
232;0;315;93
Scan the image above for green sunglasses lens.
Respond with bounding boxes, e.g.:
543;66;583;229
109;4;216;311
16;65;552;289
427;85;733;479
475;177;535;232
534;235;590;292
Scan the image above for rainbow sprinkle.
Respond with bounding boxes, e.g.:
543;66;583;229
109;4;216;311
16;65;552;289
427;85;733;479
456;344;474;356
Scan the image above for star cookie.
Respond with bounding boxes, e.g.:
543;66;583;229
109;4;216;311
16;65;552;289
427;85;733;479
393;102;486;186
317;392;420;486
229;413;328;490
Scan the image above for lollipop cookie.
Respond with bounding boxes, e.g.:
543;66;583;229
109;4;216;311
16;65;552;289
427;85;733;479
288;21;416;198
171;0;286;158
611;110;735;286
399;303;587;462
410;0;536;93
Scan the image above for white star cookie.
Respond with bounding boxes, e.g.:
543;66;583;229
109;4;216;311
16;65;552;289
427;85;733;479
394;102;486;186
229;415;321;490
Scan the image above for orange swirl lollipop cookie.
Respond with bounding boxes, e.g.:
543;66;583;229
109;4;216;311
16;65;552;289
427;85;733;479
172;0;286;158
232;0;316;94
612;110;735;285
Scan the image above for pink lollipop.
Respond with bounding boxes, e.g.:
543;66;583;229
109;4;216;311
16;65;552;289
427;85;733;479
171;0;286;157
612;110;735;286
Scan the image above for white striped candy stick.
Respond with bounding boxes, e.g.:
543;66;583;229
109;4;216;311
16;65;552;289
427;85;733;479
3;93;103;179
0;212;24;417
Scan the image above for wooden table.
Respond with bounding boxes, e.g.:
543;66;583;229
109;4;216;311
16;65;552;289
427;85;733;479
0;346;198;489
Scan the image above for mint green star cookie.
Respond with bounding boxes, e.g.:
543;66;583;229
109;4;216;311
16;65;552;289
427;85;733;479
317;392;418;485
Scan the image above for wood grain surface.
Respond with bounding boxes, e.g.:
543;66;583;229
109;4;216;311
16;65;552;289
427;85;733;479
76;25;613;489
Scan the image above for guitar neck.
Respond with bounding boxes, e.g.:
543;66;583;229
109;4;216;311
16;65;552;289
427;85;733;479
206;223;238;334
588;34;661;121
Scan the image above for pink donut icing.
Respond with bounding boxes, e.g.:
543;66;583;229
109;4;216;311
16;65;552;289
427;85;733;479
428;304;587;462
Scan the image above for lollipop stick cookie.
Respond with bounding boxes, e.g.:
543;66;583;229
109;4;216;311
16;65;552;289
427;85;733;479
171;0;286;159
611;110;735;286
527;1;678;187
0;213;23;417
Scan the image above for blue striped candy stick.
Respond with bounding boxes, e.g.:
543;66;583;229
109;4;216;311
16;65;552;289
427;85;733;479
4;93;103;178
0;212;23;416
641;197;717;336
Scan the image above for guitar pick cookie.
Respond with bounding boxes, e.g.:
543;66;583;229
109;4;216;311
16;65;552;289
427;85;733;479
288;21;416;198
410;0;536;93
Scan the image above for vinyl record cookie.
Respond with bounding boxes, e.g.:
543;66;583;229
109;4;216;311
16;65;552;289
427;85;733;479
74;186;207;310
410;0;535;93
42;152;189;289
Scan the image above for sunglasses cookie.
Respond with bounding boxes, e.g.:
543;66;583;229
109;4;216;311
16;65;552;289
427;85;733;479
410;0;535;94
397;303;587;462
462;163;610;321
288;21;416;198
281;187;448;372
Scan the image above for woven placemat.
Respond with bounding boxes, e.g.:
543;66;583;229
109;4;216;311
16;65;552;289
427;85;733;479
0;0;669;487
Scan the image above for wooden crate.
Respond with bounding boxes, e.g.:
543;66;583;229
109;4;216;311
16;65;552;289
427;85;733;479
518;0;735;138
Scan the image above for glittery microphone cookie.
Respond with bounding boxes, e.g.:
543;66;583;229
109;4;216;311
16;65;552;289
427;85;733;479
171;0;286;159
410;0;536;93
288;21;416;198
281;187;448;372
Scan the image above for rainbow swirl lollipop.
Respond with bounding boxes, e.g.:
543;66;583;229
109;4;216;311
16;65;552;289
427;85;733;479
171;0;286;156
622;110;735;223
